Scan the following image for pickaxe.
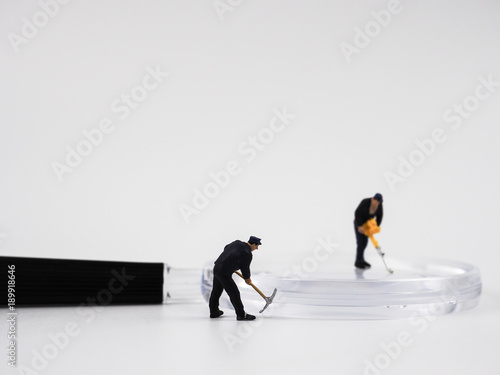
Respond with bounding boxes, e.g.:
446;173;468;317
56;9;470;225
234;271;277;313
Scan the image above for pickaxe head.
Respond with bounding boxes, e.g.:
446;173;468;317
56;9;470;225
259;288;277;313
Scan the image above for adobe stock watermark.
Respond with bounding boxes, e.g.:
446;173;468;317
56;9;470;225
280;235;339;285
362;280;462;375
7;264;17;368
339;0;411;64
178;106;296;224
7;0;72;54
384;74;500;191
16;268;135;375
51;64;169;183
213;0;244;21
222;235;338;353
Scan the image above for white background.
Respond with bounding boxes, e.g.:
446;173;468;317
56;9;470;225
1;1;499;374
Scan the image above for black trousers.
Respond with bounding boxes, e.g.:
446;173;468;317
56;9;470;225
209;268;245;317
354;221;368;263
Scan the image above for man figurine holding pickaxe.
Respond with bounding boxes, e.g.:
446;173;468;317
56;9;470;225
209;236;262;321
354;193;384;269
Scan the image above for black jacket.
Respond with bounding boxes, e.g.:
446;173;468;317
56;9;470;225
214;240;253;279
354;198;383;227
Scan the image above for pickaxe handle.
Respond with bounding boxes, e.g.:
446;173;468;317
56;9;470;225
234;271;266;300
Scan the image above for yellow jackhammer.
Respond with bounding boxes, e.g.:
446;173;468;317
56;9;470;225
362;218;394;274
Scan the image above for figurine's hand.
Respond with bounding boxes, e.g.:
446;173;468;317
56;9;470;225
245;278;252;285
357;226;365;234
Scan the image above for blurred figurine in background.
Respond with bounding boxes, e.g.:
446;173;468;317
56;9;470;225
209;236;262;321
354;193;383;269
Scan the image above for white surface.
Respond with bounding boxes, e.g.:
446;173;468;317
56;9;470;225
1;1;500;374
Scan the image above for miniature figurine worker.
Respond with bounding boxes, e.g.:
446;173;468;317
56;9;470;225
209;236;262;321
354;193;383;269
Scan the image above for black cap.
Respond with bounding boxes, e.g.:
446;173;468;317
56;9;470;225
374;193;383;203
248;236;262;245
